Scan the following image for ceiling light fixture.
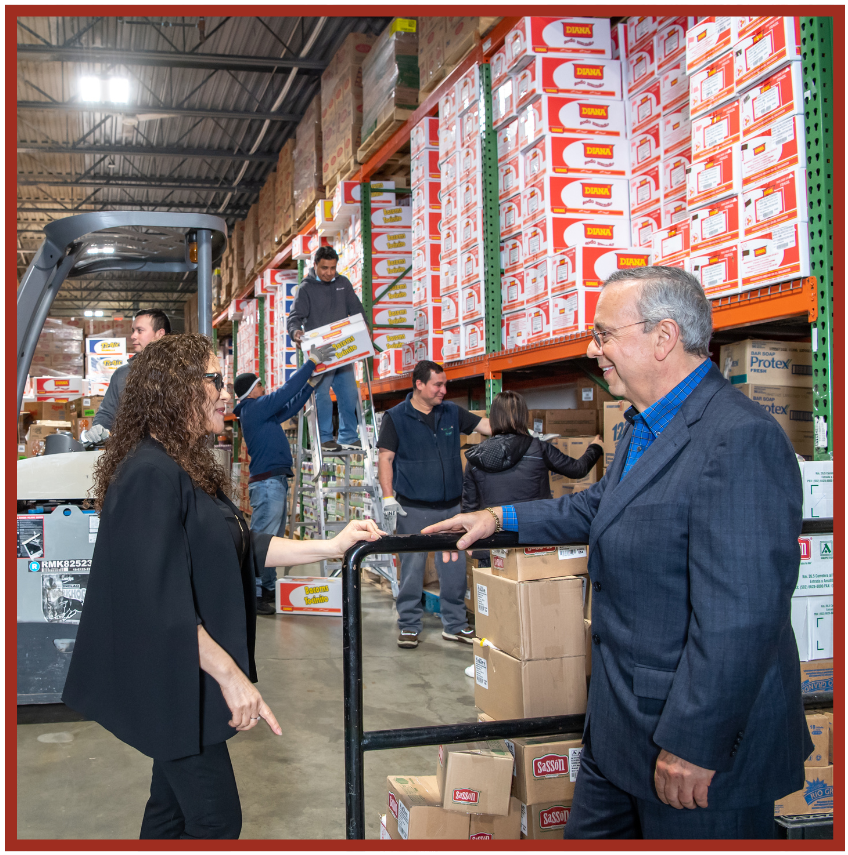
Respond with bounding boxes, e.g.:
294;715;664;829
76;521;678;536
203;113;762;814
79;75;130;104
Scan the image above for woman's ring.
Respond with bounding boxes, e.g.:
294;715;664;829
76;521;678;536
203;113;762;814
250;716;260;720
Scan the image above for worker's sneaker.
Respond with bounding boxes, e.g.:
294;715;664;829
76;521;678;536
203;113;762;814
256;598;276;616
397;630;420;648
322;440;341;452
442;627;475;644
339;443;361;451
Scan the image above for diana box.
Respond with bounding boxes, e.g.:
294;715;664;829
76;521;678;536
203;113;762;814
441;291;461;326
522;176;630;220
276;576;342;615
522;215;633;264
742;168;808;238
691;100;740;162
686;144;741;208
506;17;612;71
686;16;733;74
503;309;529;349
519;96;627;148
662;191;689;227
459;140;481;181
624;39;657;97
524;300;552;343
556;245;652;290
686;242;740;297
497;158;520;201
522;135;630;180
652;221;691;265
740;221;810;289
689;52;736;119
661;102;691;155
628;81;662;134
301;316;375;373
413;334;443;364
734;17;801;92
443;325;463;361
516;56;623;102
550;288;602;334
440;252;459;292
656;17;696;71
460;174;483;215
459;244;482;287
740;115;805;187
461;282;484;322
690;195;741;252
501;237;524;274
500;196;522;237
463;319;486;358
740;61;803;139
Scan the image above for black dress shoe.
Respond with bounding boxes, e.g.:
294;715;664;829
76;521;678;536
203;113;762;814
256;598;276;615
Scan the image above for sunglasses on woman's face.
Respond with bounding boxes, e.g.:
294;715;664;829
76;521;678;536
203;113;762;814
204;372;224;392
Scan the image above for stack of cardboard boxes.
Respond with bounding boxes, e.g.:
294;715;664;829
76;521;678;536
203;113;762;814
255;269;299;388
84;336;128;398
417;18;501;98
275;141;295;242
293;95;324;224
775;709;834;817
29;318;85;380
257;172;276;263
219;220;245;304
241;203;259;282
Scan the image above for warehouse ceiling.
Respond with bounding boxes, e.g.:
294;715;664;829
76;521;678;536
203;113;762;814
16;14;392;320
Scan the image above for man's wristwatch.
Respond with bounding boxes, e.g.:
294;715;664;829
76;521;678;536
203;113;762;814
484;507;502;533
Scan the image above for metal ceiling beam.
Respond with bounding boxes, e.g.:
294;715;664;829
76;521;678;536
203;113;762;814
18;101;299;123
17;205;249;215
18;143;278;163
17;43;328;74
18;176;262;192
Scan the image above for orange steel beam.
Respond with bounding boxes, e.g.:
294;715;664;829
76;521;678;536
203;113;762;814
711;277;815;330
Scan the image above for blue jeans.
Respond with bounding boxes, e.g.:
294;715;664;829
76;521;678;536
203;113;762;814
248;475;289;594
313;363;360;445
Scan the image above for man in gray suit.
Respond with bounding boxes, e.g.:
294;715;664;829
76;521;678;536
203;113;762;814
425;266;811;839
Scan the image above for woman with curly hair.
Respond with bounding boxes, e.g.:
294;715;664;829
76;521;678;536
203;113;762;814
62;334;384;839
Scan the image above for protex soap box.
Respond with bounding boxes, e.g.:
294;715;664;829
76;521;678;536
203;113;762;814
719;338;813;387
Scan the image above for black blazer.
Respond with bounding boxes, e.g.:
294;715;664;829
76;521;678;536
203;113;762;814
63;437;272;761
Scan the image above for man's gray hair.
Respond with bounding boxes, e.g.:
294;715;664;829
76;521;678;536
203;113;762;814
603;266;713;357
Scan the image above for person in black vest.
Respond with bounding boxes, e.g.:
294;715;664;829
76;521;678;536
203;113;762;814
377;360;492;648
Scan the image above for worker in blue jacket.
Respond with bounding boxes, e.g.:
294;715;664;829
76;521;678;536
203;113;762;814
233;342;333;614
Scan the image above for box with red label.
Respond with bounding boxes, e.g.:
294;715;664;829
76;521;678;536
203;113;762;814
690;195;741;252
662;191;689;227
459;244;482;286
372;305;414;328
663;148;692;195
491;44;510;88
500;196;522;238
440;219;459;257
373;276;414;305
626;16;659;51
413;303;442;338
550;287;602;334
460;105;480;148
443;325;463;361
411;148;441;185
502;272;526;311
734;17;801;92
686;241;740;296
412;242;440;277
508;735;584;804
740;220;810;289
547;253;572;296
661;102;691;155
456;63;481;114
740;115;805;187
492;77;517;128
495;157;520;201
522;219;551;263
524;258;549;303
276;576;342;615
692;99;741;162
733;16;769;42
656;17;696;71
385;776;470;840
33;377;86;398
501;237;524;274
460;172;484;211
740;61;803;139
301;316;375;374
441;186;459;223
436;741;515;817
686;16;733;74
373;253;414;281
631;206;662;249
439;84;456;125
413;272;441;305
687;144;741;207
461;282;484;321
624;39;657;97
440;141;458;182
557;244;652;290
523;175;630;220
411;116;440;154
377;344;415;379
630;121;662;172
412;178;443;213
459;210;484;251
628;81;661;134
523;135;631;181
629;165;661;215
523;300;551;343
506;17;612;72
441;253;459;293
497;121;519;163
366;229;414;255
503;309;529;349
413;210;442;246
562;217;635;250
652;220;691;264
441;290;461;326
372;327;416;355
521;801;574;840
660;57;690;112
690;51;736;119
519;96;627;149
517;56;623;103
459;141;481;181
413;333;443;365
742;168;808;238
463;319;486;357
332;180;396;218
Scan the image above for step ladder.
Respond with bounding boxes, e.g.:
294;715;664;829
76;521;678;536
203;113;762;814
286;360;397;591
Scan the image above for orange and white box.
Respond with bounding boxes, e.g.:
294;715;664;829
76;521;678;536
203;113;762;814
556;216;634;249
301;316;375;374
440;218;459;257
631;206;663;249
440;149;458;188
629;165;661;215
740;61;803;139
524;258;549;302
497;120;519;162
368;229;414;255
461;173;484;212
412;178;442;212
740;220;810;289
460;211;484;252
500;196;522;237
733;17;769;42
439;85;457;125
549;252;573;295
333;180;395;216
463;319;487;357
364;204;413;231
690;52;736;119
377;344;415;379
372;305;415;328
491;44;510;88
439;118;457;161
734;17;801;92
459;141;481;180
503;309;529;350
411;116;440;154
443;325;463;361
551;287;603;334
460;105;480;148
460;245;482;286
501;237;524;274
442;291;461;326
440;253;459;294
522;175;630;220
690;195;741;253
652;220;691;264
34;377;86;397
655;17;696;71
629;122;662;172
662;191;689;227
411;148;441;184
525;300;552;342
498;158;521;200
523;135;631;180
662;148;692;195
276;576;342;615
502;271;526;310
492;77;517;128
441;186;459;222
461;282;484;321
659;57;689;112
412;210;441;246
742;168;808;238
686;16;733;75
412;273;440;305
456;64;481;114
661;102;691;155
519;97;627;150
516;57;623;103
556;244;652;290
691;99;741;162
372;253;413;281
627;16;659;51
686;144;741;208
624;39;657;97
413;334;443;364
628;81;662;134
740;115;805;187
411;242;440;277
413;304;441;337
686;242;740;296
506;17;612;71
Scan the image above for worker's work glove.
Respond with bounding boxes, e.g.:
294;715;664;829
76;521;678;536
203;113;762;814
80;424;110;446
309;343;336;365
382;496;407;533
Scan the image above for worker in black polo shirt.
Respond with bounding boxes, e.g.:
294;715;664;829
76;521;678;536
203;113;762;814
377;360;492;648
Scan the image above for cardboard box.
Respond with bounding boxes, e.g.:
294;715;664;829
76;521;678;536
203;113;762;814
584;618;592;674
473;639;587;720
468;797;522;840
506;17;612;70
500;196;522;238
528;409;599;437
276;576;342;615
740;220;811;289
522;134;631;179
690;195;740;253
491;545;589;582
522;216;633;261
626;15;659;51
385;776;470;839
736;383;813;457
691;99;740;162
662;190;689;228
628;80;662;134
301;315;375;374
631;206;662;249
462;319;486;358
773;765;833;816
473;569;585;660
661;102;691;156
662;145;691;194
686;144;741;208
629;121;662;172
629;165;661;215
740;115;805;187
33;377;86;397
800;659;833;697
23;401;73;421
791;596;833;662
686;16;733;75
502;309;529;350
741;168;808;238
550;288;602;336
522;176;631;220
800;461;833;520
734;17;801;92
651;220;690;265
660;56;689;112
436;741;514;816
520;800;574;839
506;735;583;804
689;51;736;119
656;17;696;71
519;96;627;147
687;242;740;297
411;115;439;153
602;400;630;467
624;39;657;97
720;339;812;388
805;713;830;767
740;61;803;139
461;282;484;321
516;56;623;102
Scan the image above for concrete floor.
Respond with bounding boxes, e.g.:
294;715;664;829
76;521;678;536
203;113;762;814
17;567;477;840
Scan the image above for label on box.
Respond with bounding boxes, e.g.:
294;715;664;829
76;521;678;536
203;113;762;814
692;100;740;162
397;801;410;839
530;56;623;99
740;115;804;186
662;149;692;195
475;655;489;689
627;16;658;50
740;221;810;288
625;40;656;96
507;17;613;67
660;58;689;111
632;207;662;249
569;748;583;781
476;582;489;616
688;242;740;296
660;102;690;154
690;196;740;251
740;61;803;139
559;546;588;560
734;17;801;92
629;122;661;171
686;16;732;74
742;168;807;237
690;52;736;118
520;804;528;836
656;17;694;71
687;145;740;208
524;135;631;179
628;81;662;133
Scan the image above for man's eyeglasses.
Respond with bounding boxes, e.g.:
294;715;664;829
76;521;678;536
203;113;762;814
204;372;224;392
590;321;647;349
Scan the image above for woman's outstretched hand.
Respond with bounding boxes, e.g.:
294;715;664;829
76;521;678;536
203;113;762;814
331;518;386;558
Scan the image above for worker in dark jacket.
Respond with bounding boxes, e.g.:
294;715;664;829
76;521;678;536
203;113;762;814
462;391;603;511
286;246;367;452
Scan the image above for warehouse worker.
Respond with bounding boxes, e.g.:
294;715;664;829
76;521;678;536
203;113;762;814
233;342;334;615
377;360;491;649
424;266;812;840
286;246;366;452
87;309;171;439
